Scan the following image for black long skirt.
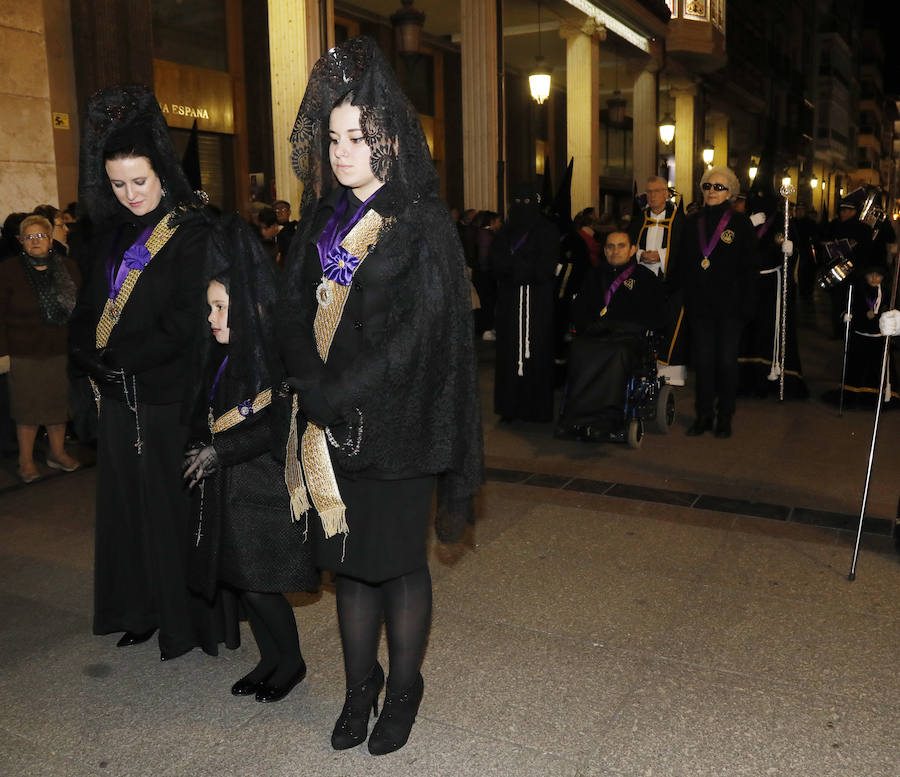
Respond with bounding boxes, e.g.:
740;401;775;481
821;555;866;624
93;398;238;656
313;474;434;584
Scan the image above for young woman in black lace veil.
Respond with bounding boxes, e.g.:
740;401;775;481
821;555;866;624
181;213;319;702
276;37;482;755
69;84;237;660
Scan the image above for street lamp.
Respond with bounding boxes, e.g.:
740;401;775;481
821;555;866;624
390;0;425;55
658;115;675;145
529;1;551;105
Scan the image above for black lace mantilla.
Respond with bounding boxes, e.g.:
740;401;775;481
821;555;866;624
79;84;200;223
288;36;438;216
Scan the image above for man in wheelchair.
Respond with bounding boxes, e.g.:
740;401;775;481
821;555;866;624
556;229;667;442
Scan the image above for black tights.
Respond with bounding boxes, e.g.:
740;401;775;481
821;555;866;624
335;566;432;693
241;591;302;686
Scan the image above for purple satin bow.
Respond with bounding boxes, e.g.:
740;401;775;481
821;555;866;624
109;225;153;299
321;245;362;285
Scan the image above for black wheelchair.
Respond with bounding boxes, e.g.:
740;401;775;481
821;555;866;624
619;330;676;448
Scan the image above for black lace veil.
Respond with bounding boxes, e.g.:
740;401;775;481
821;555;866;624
288;36;439;215
79;83;200;223
187;212;280;424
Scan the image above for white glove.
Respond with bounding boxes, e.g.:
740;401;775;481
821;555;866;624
781;239;793;255
879;309;900;336
842;312;852;323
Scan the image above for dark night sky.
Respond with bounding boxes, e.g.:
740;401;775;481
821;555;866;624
864;0;900;92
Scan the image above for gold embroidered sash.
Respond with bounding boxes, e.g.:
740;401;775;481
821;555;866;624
285;208;387;538
210;389;272;435
90;212;180;406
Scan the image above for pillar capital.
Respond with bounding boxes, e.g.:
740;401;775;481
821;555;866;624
558;18;606;42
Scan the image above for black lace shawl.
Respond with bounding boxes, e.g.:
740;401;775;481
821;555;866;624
79;84;201;224
280;36;482;541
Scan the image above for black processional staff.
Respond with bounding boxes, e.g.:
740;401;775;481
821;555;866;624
848;255;900;581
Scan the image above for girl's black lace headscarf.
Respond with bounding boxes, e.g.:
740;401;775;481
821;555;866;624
288;36;439;216
79;83;200;223
187;212;280;426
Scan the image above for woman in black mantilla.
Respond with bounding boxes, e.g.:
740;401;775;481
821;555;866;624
69;85;237;660
276;37;482;755
680;165;760;439
181;214;319;702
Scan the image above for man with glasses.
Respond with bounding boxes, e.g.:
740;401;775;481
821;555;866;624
630;175;687;386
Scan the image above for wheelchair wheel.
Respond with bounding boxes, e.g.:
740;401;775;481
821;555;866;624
655;384;676;434
626;418;643;449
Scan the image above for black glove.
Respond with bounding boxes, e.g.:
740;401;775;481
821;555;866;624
182;445;219;489
70;347;122;384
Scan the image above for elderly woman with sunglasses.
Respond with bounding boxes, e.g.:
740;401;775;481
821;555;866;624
679;166;760;439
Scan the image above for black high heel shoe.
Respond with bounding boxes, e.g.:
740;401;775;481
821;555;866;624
367;673;424;756
331;662;385;750
255;659;307;703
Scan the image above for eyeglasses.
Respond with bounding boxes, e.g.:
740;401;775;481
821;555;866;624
24;233;50;240
701;182;728;192
273;206;290;213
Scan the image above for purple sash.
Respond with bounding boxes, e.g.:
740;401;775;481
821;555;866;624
756;212;778;239
209;356;229;403
108;225;154;299
698;209;733;260
604;263;636;311
316;190;380;286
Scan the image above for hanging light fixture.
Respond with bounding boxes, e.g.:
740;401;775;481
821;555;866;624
701;143;715;165
530;2;551;104
782;175;792;188
658;114;675;145
391;0;426;55
810;176;819;188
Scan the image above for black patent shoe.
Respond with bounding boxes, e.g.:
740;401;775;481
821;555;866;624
331;662;385;750
714;415;732;439
367;673;424;756
231;670;273;696
255;659;307;703
116;628;156;648
686;416;713;436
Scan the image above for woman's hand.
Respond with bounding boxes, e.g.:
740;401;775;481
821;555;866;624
182;445;219;488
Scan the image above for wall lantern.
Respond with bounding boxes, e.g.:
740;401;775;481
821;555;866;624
529;59;552;104
782;175;792;188
658;115;675;145
701;144;714;165
810;176;819;189
391;0;425;55
749;165;758;181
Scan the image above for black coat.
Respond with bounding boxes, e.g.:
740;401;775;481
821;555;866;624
69;206;207;405
277;185;482;536
679;202;760;322
188;358;318;599
571;259;666;336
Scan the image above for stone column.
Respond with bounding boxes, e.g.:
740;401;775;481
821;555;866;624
632;69;658;192
268;0;332;212
461;0;500;211
711;111;729;169
672;83;697;205
562;20;602;216
0;5;59;214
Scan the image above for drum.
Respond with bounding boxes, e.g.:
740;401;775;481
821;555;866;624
817;256;855;289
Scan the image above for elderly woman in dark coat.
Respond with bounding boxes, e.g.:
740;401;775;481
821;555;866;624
182;215;318;702
680;165;760;439
276;37;482;756
0;213;81;482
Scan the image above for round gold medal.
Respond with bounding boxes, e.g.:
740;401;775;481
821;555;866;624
701;257;711;270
